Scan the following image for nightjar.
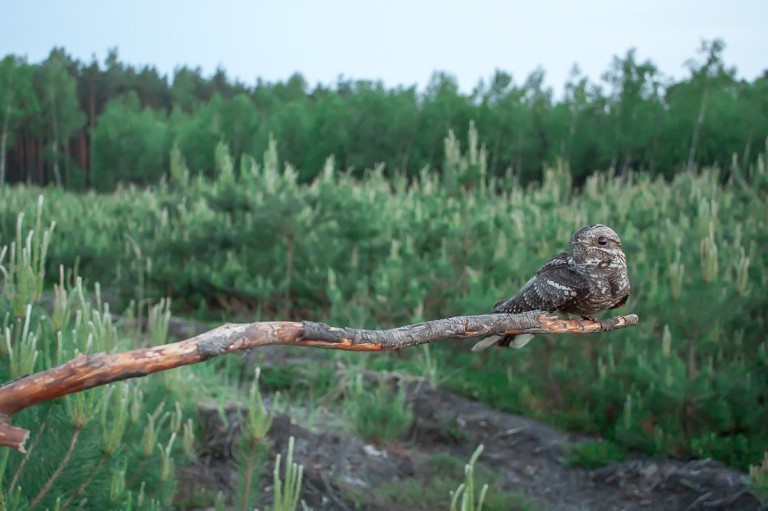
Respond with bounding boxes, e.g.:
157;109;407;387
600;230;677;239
472;224;630;351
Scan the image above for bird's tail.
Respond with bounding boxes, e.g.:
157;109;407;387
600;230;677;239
471;333;535;351
474;296;535;350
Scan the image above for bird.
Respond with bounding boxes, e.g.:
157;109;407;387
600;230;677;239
472;224;630;351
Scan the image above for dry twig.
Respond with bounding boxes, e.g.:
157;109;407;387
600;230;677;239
0;311;638;452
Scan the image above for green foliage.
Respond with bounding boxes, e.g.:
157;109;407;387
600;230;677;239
271;436;308;511
564;440;627;469
0;199;310;510
258;362;335;399
450;445;489;511
345;376;415;443
1;125;767;474
2;41;768;189
236;368;278;511
0;54;37;186
345;451;531;511
91;91;170;190
35;48;86;187
0;205;198;509
1;196;53;317
749;452;768;505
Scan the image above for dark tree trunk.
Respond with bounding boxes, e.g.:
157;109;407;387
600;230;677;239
36;138;45;185
687;89;709;173
0;103;10;186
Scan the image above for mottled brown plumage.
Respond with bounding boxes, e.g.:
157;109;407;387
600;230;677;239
473;224;630;351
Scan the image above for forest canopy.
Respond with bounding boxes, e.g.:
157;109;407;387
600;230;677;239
0;39;767;190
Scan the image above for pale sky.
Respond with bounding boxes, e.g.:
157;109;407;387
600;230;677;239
2;0;766;93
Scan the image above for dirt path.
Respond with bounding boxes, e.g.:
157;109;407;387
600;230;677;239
406;384;760;510
180;380;762;510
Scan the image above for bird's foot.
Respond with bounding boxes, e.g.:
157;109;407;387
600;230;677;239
575;315;598;330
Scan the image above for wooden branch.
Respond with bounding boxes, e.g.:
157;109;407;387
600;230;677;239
0;311;638;452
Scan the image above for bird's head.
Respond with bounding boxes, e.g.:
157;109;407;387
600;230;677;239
569;224;626;269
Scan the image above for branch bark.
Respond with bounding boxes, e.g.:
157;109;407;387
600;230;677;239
0;311;638;452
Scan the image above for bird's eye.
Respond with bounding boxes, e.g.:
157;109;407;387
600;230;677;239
598;236;608;245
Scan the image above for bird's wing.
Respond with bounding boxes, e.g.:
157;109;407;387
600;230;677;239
494;253;590;313
535;251;570;273
493;253;568;311
530;263;591;312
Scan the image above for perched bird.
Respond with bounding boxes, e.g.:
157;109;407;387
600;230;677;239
472;224;630;351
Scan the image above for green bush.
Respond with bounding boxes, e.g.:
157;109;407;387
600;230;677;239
564;440;627;469
750;452;768;505
450;445;489;511
345;377;414;443
0;205;194;509
347;449;532;511
0;205;306;510
1;129;766;471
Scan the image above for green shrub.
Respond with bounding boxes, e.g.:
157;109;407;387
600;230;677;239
750;452;768;505
450;445;489;511
346;450;533;511
344;377;414;443
1;130;766;471
0;204;194;509
564;440;627;469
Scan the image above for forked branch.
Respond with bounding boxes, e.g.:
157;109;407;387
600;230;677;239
0;311;638;452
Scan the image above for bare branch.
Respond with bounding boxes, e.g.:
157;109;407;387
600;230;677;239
0;311;638;451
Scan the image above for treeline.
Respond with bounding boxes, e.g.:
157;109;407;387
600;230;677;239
1;40;767;189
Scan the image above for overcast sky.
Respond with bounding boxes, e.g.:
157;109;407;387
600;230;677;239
2;0;766;93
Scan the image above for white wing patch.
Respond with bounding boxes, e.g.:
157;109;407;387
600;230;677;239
545;279;577;297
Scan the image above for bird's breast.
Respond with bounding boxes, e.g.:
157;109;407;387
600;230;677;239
568;271;629;315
